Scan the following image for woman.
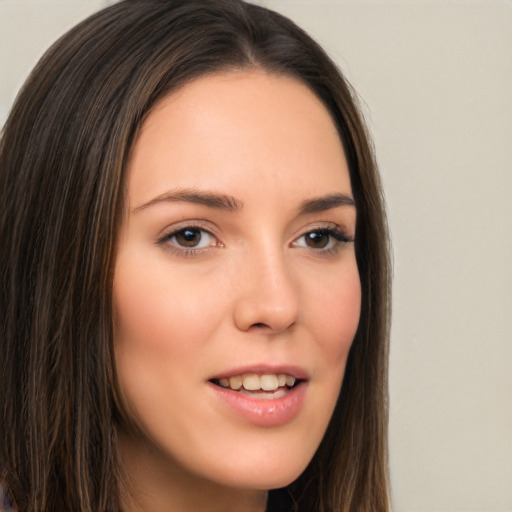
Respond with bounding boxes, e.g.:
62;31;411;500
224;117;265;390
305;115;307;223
0;1;391;511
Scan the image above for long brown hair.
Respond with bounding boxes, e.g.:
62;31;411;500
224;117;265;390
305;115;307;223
0;1;391;510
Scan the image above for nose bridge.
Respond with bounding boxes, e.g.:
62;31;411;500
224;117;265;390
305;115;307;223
233;239;300;333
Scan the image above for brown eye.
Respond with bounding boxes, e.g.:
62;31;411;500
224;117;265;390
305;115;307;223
304;231;330;248
292;228;349;251
175;228;203;247
164;227;216;250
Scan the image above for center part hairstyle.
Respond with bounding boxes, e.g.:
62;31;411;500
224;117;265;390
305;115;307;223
0;1;391;510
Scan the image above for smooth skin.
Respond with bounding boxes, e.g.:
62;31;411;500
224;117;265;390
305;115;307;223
113;70;361;512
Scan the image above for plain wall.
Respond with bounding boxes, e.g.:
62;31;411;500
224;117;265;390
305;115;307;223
1;1;511;511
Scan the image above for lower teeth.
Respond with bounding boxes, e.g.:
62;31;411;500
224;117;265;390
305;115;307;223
239;389;287;399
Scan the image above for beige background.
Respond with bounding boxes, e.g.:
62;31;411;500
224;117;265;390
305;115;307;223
1;1;511;511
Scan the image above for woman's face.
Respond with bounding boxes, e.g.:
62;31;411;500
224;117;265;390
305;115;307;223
113;71;360;495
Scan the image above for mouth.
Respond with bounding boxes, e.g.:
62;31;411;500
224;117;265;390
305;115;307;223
209;372;304;400
208;369;308;427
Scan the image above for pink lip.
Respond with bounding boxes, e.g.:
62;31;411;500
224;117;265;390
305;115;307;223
207;364;309;427
209;381;307;427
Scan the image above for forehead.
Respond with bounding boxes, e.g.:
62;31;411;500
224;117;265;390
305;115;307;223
126;70;351;207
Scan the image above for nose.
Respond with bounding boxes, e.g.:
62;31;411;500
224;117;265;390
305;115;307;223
233;248;300;334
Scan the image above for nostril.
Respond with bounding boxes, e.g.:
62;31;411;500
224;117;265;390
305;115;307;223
233;289;299;333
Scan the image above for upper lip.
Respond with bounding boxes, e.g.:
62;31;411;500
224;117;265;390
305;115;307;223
208;363;310;381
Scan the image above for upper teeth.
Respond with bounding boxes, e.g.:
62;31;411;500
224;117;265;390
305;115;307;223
218;373;296;392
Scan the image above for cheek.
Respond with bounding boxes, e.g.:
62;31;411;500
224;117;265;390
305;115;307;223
306;260;362;364
112;256;221;418
113;252;220;352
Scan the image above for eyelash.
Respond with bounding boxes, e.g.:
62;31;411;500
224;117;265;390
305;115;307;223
292;227;352;254
157;222;220;257
157;224;352;257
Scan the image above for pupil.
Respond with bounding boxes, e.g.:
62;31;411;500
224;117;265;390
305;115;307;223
177;228;201;247
306;231;328;248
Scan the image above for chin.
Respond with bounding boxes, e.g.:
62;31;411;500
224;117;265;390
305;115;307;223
200;444;314;492
214;467;306;492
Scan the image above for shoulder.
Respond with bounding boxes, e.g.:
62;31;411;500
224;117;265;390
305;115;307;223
0;483;15;512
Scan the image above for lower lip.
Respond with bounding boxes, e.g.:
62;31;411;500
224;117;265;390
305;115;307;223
208;381;307;427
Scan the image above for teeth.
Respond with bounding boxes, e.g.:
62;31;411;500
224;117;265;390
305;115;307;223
242;374;260;391
216;373;298;392
229;375;242;390
285;375;296;387
240;389;287;400
260;374;279;391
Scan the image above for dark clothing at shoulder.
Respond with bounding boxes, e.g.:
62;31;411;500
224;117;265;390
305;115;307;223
0;484;14;512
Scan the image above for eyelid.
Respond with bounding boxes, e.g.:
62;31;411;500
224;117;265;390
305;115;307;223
293;221;353;240
290;223;353;251
157;221;222;254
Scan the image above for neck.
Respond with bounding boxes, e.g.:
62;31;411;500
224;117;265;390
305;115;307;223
117;430;268;512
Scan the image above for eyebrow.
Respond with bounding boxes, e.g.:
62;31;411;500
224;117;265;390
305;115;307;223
133;188;355;215
133;188;243;213
298;193;356;214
